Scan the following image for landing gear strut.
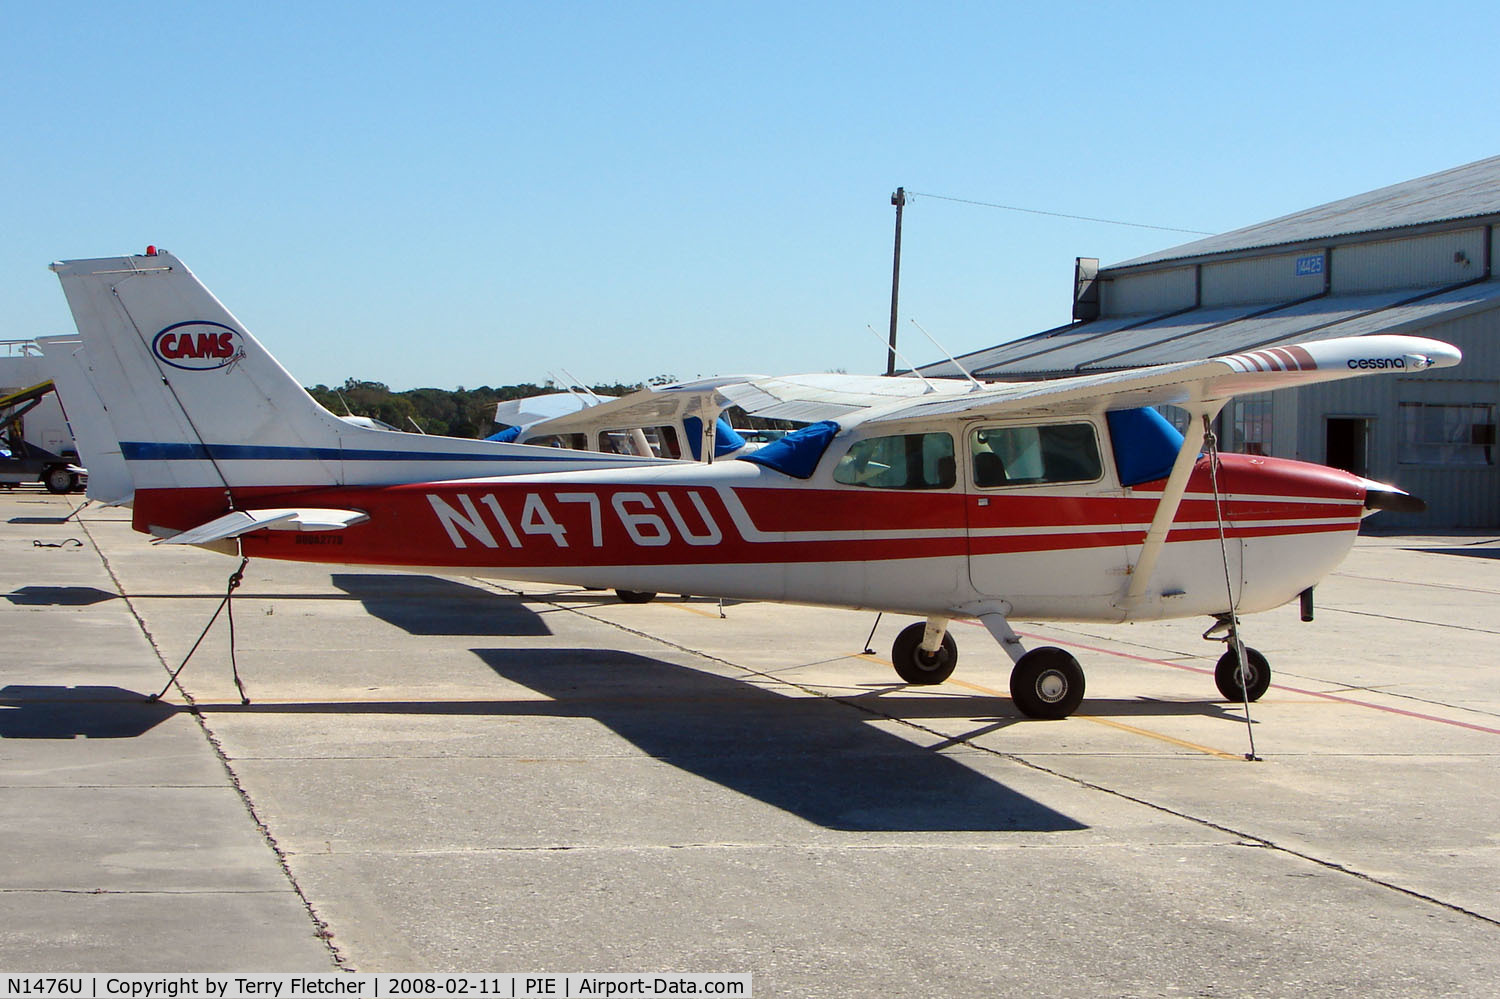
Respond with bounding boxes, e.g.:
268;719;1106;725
886;612;1089;719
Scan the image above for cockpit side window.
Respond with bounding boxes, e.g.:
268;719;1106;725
970;423;1102;487
833;432;956;489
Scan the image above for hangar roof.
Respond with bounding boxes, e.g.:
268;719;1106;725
922;279;1500;380
1111;154;1500;271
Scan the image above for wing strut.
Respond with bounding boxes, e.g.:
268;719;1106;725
1117;401;1226;611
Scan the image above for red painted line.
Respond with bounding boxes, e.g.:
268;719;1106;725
954;620;1500;736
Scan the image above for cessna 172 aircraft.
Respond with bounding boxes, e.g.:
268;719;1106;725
46;249;1459;718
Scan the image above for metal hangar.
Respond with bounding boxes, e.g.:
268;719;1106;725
923;155;1500;528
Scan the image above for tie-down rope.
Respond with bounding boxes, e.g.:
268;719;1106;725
1202;417;1260;762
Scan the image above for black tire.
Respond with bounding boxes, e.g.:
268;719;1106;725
615;589;657;604
1010;647;1086;719
1215;646;1271;702
891;621;958;685
43;466;76;495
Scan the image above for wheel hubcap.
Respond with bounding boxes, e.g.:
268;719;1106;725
1037;669;1067;703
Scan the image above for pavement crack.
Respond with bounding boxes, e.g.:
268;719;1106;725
79;520;349;971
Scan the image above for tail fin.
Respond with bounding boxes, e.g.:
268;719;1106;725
34;335;134;506
50;250;659;496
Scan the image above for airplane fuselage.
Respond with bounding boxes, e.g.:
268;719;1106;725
128;449;1367;624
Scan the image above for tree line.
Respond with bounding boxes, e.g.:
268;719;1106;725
303;377;790;439
305;379;640;439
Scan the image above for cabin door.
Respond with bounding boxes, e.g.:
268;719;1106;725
963;419;1127;605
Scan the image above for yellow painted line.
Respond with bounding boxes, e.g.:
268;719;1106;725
812;654;1241;758
1073;715;1243;760
947;679;1242;760
664;602;726;620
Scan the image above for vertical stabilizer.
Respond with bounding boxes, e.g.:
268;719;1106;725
50;250;663;497
35;335;134;506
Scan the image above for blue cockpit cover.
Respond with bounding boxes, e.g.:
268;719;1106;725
1107;407;1185;487
683;417;749;460
485;425;523;443
737;420;840;479
714;418;746;457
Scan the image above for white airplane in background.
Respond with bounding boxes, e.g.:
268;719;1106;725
486;371;975;462
47;249;1457;719
488;379;760;461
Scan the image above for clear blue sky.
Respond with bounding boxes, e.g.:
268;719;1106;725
3;1;1497;390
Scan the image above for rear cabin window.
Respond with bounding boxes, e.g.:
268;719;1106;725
599;426;682;458
970;423;1102;487
833;432;955;489
527;433;589;450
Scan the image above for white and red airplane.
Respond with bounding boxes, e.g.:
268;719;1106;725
47;249;1459;718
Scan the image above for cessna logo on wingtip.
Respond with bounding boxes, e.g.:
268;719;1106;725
152;321;244;371
1346;357;1408;370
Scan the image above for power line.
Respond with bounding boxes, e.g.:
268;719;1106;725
907;190;1216;236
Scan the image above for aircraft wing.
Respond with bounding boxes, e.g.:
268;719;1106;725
719;372;976;422
849;334;1462;426
493;392;592;427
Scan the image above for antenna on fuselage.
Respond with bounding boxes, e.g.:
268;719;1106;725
910;319;984;391
864;324;942;393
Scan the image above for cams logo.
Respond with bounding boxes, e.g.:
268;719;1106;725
1346;357;1406;370
152;321;245;371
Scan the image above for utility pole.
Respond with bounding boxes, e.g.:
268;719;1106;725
886;187;906;376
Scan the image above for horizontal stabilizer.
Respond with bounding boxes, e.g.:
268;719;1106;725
155;507;369;546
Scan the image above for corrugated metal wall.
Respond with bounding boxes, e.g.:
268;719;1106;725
1102;266;1195;316
1331;228;1488;293
1289;301;1500;528
1201;251;1325;306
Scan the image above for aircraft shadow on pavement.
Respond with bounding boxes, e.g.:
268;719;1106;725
844;689;1247;724
1414;546;1500;560
475;647;1087;833
4;585;117;606
516;587;748;608
330;573;551;637
0;684;178;739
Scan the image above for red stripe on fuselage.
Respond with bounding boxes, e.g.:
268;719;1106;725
128;453;1368;571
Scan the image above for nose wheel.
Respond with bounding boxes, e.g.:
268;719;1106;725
1203;616;1272;703
1215;646;1271;702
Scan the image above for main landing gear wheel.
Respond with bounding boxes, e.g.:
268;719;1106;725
1215;646;1271;702
891;621;958;685
615;589;657;604
1010;647;1086;720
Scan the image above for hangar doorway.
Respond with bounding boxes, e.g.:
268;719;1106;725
1326;417;1371;477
